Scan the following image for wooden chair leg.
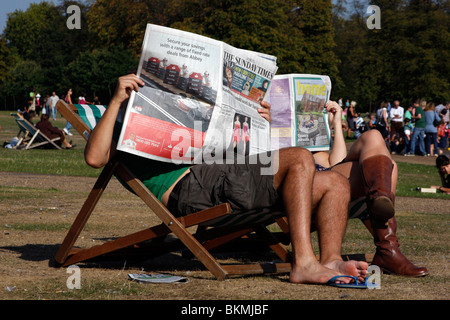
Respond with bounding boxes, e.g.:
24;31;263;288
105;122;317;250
54;161;117;265
61;204;233;266
116;163;231;280
253;224;291;262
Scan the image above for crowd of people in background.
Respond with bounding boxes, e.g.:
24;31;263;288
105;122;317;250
338;97;450;157
20;87;101;124
13;87;101;149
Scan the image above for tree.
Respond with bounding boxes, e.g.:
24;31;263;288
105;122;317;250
65;47;138;101
0;37;18;88
3;60;44;108
332;0;450;110
166;0;339;77
87;0;170;55
2;1;94;97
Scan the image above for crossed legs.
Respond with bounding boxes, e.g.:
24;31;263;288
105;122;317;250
273;147;368;284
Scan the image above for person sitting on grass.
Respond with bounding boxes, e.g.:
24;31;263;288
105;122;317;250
430;155;450;194
35;114;74;149
84;74;369;286
312;101;429;277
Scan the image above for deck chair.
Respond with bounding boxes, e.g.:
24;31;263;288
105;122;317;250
13;116;62;150
11;113;26;138
54;100;292;280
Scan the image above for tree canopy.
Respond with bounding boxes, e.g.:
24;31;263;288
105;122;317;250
333;0;449;110
0;0;448;111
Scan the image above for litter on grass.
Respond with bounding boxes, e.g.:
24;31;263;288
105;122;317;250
128;273;188;283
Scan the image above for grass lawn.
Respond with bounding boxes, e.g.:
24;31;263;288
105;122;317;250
0;110;446;198
0;110;448;301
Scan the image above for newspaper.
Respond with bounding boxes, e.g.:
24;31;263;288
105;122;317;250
117;24;278;164
268;74;332;151
128;273;188;283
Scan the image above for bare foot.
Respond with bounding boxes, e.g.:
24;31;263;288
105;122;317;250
289;260;350;285
322;260;369;282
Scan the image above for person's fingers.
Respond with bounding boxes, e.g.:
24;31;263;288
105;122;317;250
260;100;271;110
258;108;271;122
258;101;271;122
118;75;142;97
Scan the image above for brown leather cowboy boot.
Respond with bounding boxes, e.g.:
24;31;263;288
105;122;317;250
361;155;395;225
370;217;429;277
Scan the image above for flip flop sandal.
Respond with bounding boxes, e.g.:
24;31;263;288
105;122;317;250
327;275;378;289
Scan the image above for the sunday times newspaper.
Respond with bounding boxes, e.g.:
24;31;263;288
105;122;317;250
117;24;278;164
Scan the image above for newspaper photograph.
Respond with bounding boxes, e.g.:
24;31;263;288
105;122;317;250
117;24;278;163
268;74;332;151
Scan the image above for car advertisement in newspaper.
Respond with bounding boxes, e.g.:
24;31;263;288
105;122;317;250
117;24;277;164
268;74;332;151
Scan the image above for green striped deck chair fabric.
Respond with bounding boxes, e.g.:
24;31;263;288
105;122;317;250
73;104;106;130
69;104;106;140
208;198;369;228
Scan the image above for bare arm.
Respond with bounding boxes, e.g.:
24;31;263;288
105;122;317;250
85;75;267;169
312;101;346;167
84;74;144;168
327;101;347;166
383;109;390;129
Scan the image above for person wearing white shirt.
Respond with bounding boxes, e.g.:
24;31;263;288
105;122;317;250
389;100;404;140
48;92;59;120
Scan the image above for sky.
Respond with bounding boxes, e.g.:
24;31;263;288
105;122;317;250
0;0;54;33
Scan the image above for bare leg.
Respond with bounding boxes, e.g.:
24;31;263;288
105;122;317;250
330;160;398;201
61;134;73;148
274;148;331;284
313;170;368;282
344;129;390;162
273;148;364;284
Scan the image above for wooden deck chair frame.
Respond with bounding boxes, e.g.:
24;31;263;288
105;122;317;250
14;117;62;150
54;100;292;280
10;113;27;139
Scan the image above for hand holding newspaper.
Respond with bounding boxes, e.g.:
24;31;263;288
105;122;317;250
117;24;278;164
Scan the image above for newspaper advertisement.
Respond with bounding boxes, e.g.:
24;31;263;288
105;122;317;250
268;74;332;151
117;24;278;164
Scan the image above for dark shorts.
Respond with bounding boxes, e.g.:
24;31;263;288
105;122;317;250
167;153;280;217
315;159;345;172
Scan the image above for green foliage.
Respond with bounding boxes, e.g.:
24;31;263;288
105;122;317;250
333;0;450;110
0;0;447;112
87;0;170;55
0;0;341;110
66;46;138;97
5;61;43;105
166;0;339;78
1;1;95;108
